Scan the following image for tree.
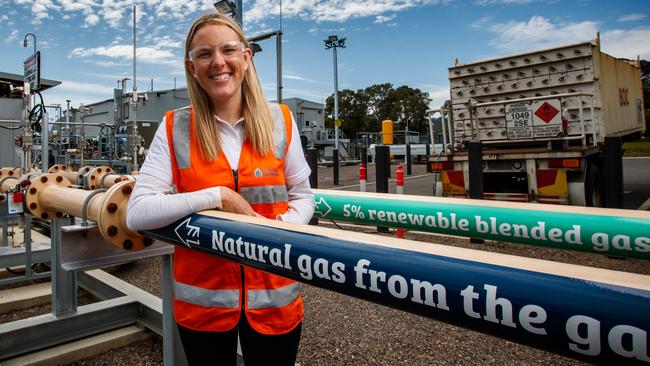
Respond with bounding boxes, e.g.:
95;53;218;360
324;82;432;140
388;85;431;135
364;83;395;130
324;89;370;138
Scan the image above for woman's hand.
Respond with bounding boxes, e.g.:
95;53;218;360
220;187;261;218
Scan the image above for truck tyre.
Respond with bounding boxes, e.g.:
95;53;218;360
585;162;603;207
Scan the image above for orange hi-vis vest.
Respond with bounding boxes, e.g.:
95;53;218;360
165;103;303;334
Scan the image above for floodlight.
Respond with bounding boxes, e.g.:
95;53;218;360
213;0;236;15
250;42;263;55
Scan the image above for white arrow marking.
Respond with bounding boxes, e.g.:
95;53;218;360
174;217;201;248
314;196;332;218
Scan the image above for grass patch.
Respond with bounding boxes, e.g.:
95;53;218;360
623;139;650;157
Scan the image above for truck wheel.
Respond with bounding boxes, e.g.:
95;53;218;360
585;162;603;207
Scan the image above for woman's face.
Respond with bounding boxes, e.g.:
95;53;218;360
186;24;252;108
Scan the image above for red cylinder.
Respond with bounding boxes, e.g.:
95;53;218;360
359;163;367;181
396;164;404;187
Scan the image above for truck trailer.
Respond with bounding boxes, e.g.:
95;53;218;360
428;36;645;206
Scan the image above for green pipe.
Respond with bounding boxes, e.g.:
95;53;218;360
313;189;650;260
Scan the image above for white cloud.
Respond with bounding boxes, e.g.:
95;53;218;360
69;44;178;65
474;0;534;5
58;0;94;13
54;80;115;95
42;80;115;107
84;13;100;27
419;84;450;108
487;16;597;54
5;29;18;44
374;14;396;24
284;72;330;85
470;15;493;29
246;0;442;23
483;16;650;60
28;0;57;24
601;28;650;60
618;13;646;22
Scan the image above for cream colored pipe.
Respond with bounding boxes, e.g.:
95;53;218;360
25;174;149;250
38;183;104;222
100;174;136;189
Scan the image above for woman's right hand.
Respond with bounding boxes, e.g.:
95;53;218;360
220;187;260;217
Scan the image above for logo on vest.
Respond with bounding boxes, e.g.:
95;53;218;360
254;168;279;177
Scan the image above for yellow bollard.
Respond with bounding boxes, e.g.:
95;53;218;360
381;120;393;145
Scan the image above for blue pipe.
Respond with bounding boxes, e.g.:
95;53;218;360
143;211;650;364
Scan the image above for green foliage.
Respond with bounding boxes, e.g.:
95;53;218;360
623;140;650;157
324;89;370;137
324;83;431;139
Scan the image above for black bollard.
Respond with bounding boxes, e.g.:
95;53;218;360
406;144;412;176
375;145;390;233
425;143;432;173
306;147;319;225
468;141;484;244
333;148;339;186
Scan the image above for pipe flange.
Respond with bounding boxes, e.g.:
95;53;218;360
77;165;93;186
0;168;19;179
0;175;19;193
47;164;73;174
98;180;152;251
86;166;113;190
25;173;72;221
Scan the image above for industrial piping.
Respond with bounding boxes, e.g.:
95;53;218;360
313;189;650;260
25;174;151;250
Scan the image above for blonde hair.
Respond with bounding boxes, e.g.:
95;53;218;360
184;13;275;161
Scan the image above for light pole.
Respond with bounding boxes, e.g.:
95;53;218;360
248;30;283;103
324;35;346;185
23;33;36;54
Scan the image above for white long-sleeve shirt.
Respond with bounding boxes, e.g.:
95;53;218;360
126;113;314;231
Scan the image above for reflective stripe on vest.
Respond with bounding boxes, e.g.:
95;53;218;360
174;281;240;308
240;185;288;205
248;282;302;310
172;107;192;169
269;103;287;158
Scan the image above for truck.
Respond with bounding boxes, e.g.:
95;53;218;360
368;143;443;162
428;36;645;207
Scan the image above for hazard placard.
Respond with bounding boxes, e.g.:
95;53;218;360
505;102;533;140
531;99;562;138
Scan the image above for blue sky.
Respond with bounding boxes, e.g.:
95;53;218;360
1;0;649;112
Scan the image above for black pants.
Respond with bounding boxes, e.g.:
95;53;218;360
177;314;301;366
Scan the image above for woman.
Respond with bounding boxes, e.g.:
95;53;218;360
126;12;314;366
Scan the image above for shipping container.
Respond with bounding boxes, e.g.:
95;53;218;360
429;36;645;207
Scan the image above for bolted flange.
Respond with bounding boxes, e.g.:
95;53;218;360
86;166;113;190
25;173;72;220
0;167;19;178
47;164;72;174
97;180;147;251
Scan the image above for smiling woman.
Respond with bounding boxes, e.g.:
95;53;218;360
126;12;315;366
